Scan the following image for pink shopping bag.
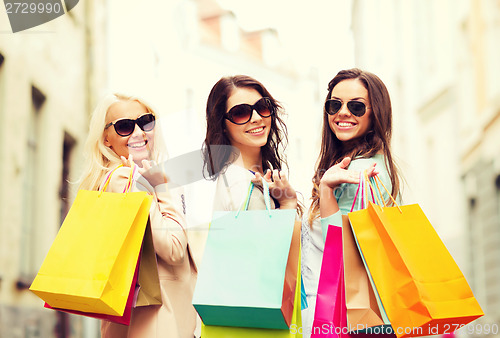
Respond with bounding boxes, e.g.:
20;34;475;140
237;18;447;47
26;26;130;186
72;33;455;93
312;224;348;338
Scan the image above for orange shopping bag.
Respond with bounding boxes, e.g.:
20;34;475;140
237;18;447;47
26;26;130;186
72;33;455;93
348;173;483;338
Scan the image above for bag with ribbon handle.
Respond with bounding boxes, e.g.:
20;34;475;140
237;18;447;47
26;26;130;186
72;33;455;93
193;177;300;330
30;165;153;319
348;171;484;337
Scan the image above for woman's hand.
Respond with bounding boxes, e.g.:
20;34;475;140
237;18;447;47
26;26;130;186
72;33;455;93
121;155;168;188
319;157;378;218
253;169;297;210
320;157;378;190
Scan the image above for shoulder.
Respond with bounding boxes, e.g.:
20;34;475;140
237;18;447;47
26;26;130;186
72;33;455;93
350;155;393;197
222;163;253;179
216;164;253;189
348;154;386;171
213;164;254;211
102;166;134;193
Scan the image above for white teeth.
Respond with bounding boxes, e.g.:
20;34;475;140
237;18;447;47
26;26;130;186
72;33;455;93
247;127;264;134
128;141;146;148
338;122;355;127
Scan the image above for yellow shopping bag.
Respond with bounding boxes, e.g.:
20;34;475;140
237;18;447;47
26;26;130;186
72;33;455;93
348;174;483;337
30;166;152;316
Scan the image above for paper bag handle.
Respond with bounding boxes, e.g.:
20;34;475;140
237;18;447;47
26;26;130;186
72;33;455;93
350;170;372;211
350;170;401;213
236;177;272;217
100;164;136;195
371;174;402;213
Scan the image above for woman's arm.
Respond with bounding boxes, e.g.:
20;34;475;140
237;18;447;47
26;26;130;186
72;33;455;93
148;184;188;265
319;157;363;218
111;158;189;266
318;157;378;241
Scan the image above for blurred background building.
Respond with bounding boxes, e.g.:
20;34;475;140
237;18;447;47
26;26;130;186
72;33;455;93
352;1;500;336
0;0;107;336
0;0;498;337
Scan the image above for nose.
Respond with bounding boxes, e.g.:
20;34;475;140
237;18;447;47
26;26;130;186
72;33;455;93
337;102;351;117
130;123;145;138
249;109;262;123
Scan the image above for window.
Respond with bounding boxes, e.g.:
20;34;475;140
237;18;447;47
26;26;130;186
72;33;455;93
496;173;500;233
468;196;477;290
17;85;46;288
0;52;4;287
60;133;75;224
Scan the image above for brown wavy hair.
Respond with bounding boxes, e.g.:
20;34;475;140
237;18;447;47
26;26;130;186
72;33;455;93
202;75;288;179
308;68;400;224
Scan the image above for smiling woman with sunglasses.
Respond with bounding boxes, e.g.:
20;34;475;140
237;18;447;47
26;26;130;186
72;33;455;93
200;75;302;336
203;75;298;212
301;69;401;338
79;93;199;338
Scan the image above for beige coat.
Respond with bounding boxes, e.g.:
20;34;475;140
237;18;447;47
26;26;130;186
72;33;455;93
100;166;198;338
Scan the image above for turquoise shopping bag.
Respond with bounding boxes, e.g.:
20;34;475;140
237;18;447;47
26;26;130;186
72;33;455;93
193;179;297;330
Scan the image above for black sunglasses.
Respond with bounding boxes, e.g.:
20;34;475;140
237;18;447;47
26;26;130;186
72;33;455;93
325;99;368;117
225;97;275;125
105;113;156;137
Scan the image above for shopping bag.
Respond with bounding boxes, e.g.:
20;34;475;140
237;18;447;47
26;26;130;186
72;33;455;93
135;220;162;307
348;174;484;337
43;219;162;324
43;254;140;325
283;218;301;326
312;224;346;338
201;250;303;337
343;175;392;335
193;179;297;329
343;215;390;332
30;165;153;316
301;275;308;310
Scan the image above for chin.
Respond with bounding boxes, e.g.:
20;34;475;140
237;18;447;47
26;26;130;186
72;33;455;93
131;152;152;166
253;136;269;147
254;141;268;148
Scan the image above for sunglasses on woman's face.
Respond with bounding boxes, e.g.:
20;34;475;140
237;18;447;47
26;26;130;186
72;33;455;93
105;113;156;137
225;97;275;125
325;99;368;117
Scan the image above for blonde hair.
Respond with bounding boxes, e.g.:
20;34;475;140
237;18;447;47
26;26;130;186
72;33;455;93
79;93;164;191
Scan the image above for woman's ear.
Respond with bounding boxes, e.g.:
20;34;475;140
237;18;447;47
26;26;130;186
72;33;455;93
103;134;111;147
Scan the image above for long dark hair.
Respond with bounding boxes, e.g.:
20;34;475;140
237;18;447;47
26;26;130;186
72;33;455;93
308;68;400;223
202;75;288;179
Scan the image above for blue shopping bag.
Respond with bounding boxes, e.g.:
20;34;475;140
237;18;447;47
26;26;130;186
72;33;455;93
193;179;298;329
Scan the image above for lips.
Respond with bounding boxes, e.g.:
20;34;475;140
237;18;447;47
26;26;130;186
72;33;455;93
246;126;265;134
336;121;357;128
128;140;148;148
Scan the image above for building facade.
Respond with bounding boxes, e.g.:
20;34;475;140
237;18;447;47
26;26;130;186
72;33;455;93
1;0;114;336
0;0;323;336
351;0;500;336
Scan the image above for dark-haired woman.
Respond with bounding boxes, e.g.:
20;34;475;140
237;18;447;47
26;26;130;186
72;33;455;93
203;75;297;212
201;75;299;336
301;68;401;337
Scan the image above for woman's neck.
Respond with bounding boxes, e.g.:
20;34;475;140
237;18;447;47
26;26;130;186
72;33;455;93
341;138;362;152
338;140;384;159
235;147;263;174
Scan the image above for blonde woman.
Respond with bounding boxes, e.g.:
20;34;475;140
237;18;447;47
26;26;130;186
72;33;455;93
80;93;198;338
